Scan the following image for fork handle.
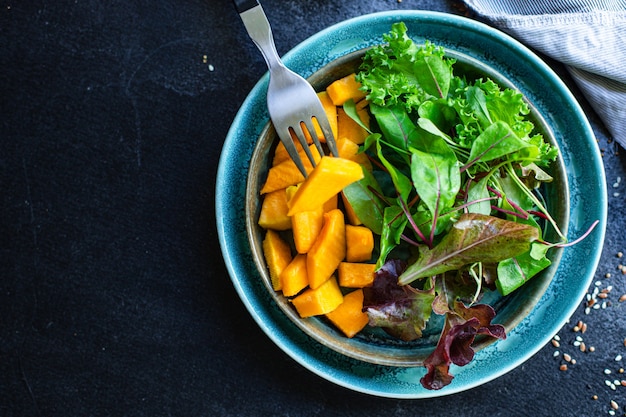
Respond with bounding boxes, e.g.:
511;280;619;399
233;0;284;71
233;0;259;13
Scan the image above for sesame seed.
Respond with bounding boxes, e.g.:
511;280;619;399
574;341;581;347
554;335;561;341
552;339;561;348
621;380;626;386
615;355;623;361
580;342;587;352
619;294;626;302
610;400;618;410
598;292;608;299
590;346;596;352
609;410;615;416
559;364;568;371
592;395;598;400
606;379;613;387
595;280;602;286
573;325;580;332
571;359;577;365
553;350;560;357
605;272;612;278
618;251;623;258
564;353;572;362
576;336;583;342
605;369;612;375
585;307;591;315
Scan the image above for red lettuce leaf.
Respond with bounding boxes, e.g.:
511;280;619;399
362;260;436;341
420;302;506;390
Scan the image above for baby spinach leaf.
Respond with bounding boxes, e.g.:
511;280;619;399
466;120;531;166
495;243;551;295
378;205;409;268
342;169;386;235
398;213;539;285
410;147;461;216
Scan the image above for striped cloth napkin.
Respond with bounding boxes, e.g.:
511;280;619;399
463;0;626;147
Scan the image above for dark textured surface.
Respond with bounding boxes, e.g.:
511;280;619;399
1;1;625;416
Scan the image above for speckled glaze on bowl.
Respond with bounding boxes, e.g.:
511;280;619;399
217;11;607;398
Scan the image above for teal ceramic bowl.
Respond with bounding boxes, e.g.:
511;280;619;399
216;11;607;398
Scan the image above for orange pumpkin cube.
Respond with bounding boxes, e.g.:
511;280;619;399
326;73;367;106
291;276;343;318
307;209;346;289
287;156;364;216
345;225;374;262
338;262;376;288
258;189;291;231
280;254;309;297
337;107;369;145
336;137;372;171
325;289;369;338
260;144;322;194
262;230;292;291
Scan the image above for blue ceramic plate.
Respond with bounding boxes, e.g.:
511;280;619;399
216;11;607;398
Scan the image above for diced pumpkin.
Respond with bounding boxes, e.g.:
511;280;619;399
260;144;322;194
337;107;369;145
323;194;338;212
262;230;292;291
286;186;323;254
326;73;367;106
287;156;364;216
325;289;369;337
338;262;376;288
291;276;343;318
258;189;291;230
336;137;372;171
280;254;309;297
345;224;374;262
341;191;362;226
307;209;346;289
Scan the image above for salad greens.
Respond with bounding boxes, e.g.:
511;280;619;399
343;22;573;390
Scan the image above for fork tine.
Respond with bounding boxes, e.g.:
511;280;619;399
300;119;324;160
275;128;308;178
291;123;318;169
312;115;339;157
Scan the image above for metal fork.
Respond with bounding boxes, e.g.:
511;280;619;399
233;0;338;177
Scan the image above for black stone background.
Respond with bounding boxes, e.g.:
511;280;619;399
2;0;625;416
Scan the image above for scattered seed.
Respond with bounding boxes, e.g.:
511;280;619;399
564;353;572;362
553;350;560;357
606;380;613;387
590;346;596;352
552;339;561;348
605;369;612;375
621;380;626;386
574;341;581;347
619;368;624;374
618;251;623;258
585;307;591;315
616;354;623;361
554;334;561;341
619;294;626;302
592;394;598;400
611;400;618;410
576;336;583;342
571;359;577;365
581;322;588;333
598;292;609;299
580;342;587;352
609;410;615;416
588;299;597;307
573;325;580;332
559;364;568;371
595;280;602;286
